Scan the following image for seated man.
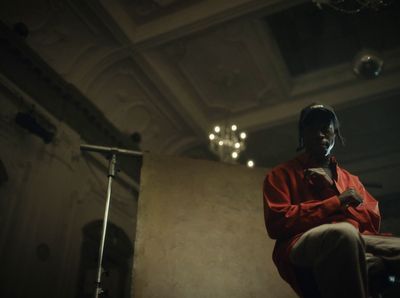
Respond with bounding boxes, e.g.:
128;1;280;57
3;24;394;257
263;103;400;298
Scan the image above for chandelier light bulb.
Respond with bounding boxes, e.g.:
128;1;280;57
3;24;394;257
208;124;252;164
247;160;254;168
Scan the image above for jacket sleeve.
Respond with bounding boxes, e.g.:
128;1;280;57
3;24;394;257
345;177;381;234
263;167;342;240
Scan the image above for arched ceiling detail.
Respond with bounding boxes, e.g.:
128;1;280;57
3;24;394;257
1;0;400;164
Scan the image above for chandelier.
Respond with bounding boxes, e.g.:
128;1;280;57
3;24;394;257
208;124;254;167
312;0;391;14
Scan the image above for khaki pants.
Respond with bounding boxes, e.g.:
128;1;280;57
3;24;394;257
290;222;400;298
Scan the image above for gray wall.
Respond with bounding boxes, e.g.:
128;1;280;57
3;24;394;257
133;154;296;298
0;82;138;298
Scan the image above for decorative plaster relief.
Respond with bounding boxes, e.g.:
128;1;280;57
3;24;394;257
163;40;188;61
154;0;183;6
161;20;279;116
114;101;152;134
86;60;156;132
0;0;63;32
1;0;119;82
121;0;199;24
84;57;179;152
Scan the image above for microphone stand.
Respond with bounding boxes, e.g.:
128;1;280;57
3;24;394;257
80;144;143;298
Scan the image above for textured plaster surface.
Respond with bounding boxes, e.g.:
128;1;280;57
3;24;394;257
133;154;296;298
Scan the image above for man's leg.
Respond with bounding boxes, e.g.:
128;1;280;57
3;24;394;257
363;235;400;275
290;222;368;298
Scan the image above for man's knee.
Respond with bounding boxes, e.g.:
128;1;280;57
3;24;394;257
291;223;362;265
321;222;362;249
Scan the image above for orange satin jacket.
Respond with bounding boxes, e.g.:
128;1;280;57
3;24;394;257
263;153;380;294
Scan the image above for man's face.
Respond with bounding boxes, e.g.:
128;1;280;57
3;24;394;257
302;112;336;158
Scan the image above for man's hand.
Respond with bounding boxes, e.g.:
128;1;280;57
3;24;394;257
304;168;334;185
338;188;363;207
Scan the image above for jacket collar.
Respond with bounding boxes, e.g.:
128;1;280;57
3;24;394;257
295;152;338;169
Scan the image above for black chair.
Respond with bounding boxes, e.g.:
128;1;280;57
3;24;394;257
293;264;394;298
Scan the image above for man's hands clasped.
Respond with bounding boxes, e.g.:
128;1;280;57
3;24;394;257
304;168;364;208
338;188;363;207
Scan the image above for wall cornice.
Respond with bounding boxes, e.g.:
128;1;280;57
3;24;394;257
0;21;141;180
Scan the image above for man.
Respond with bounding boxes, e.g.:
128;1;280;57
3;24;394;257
263;103;400;298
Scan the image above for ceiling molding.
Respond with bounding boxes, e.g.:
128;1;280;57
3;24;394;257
138;49;210;135
0;21;142;177
98;0;304;49
228;71;400;132
160;135;203;155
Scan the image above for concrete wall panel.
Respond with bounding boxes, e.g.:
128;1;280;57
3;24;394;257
133;154;296;298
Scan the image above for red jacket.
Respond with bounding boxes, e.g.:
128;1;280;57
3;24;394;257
263;153;381;295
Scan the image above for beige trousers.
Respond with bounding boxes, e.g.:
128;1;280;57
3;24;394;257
290;222;400;298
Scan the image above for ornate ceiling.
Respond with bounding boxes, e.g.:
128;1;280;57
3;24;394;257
1;0;400;197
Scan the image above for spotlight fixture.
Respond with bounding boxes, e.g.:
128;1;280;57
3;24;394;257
15;110;55;144
353;49;384;79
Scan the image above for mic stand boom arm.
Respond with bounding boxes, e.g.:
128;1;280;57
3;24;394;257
80;144;143;298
